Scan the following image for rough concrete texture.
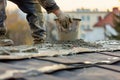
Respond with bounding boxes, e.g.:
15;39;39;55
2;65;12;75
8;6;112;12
0;39;120;60
1;39;120;80
49;39;102;48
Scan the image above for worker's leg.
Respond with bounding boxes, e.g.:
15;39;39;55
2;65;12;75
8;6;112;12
9;0;46;44
0;0;6;36
0;0;14;46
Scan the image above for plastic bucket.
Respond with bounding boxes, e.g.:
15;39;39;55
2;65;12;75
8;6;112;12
55;18;81;41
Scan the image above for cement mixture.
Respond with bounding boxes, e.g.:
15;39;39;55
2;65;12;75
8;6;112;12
0;39;120;57
49;39;102;48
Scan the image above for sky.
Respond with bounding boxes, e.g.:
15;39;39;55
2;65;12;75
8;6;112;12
7;0;120;11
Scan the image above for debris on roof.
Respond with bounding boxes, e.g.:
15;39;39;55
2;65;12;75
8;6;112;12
0;39;120;80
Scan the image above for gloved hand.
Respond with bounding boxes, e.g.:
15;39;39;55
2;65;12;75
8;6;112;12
56;11;73;30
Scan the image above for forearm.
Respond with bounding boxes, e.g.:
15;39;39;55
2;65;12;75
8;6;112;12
53;9;64;16
38;0;59;13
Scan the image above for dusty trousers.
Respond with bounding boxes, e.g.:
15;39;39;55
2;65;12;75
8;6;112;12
0;0;46;44
0;0;7;35
10;0;47;44
9;0;45;32
0;0;59;43
0;0;14;46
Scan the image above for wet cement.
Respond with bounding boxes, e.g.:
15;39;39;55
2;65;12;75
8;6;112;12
1;39;120;56
0;39;102;56
49;39;102;48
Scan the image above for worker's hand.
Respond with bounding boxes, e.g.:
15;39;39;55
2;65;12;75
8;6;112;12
53;9;73;31
57;13;73;30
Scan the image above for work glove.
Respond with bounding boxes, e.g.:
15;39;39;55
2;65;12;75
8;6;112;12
57;12;73;31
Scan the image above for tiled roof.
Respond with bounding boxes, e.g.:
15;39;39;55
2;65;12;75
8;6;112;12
0;40;120;80
94;7;120;27
94;13;114;27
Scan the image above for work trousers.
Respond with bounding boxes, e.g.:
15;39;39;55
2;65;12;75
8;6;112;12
10;0;44;32
0;0;59;35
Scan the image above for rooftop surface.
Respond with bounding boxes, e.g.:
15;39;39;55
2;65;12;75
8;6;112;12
0;40;120;80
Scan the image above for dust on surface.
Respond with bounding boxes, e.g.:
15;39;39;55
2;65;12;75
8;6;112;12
1;39;120;56
47;39;102;49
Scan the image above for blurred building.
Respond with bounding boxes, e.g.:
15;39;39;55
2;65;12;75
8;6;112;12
70;10;108;40
44;8;108;41
92;7;120;41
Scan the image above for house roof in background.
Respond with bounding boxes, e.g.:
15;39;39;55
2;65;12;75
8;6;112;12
94;13;114;27
94;7;120;27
